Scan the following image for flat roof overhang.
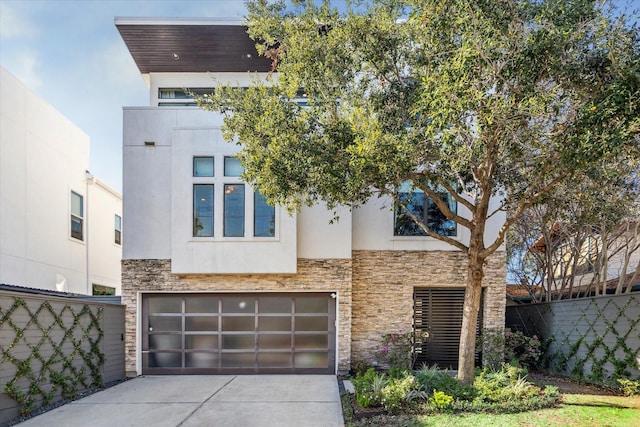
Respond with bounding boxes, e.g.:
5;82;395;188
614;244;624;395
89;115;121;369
115;18;273;73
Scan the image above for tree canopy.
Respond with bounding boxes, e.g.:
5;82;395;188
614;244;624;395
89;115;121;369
198;0;639;383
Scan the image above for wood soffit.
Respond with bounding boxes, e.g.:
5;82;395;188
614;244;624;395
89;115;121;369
116;24;273;73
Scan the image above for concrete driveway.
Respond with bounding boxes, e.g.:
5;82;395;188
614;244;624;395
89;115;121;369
16;375;344;427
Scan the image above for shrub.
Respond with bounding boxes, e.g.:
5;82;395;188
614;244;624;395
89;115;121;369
429;390;453;411
479;328;544;370
381;374;418;413
352;368;388;408
351;364;560;415
503;329;543;368
474;364;539;403
415;364;476;400
617;378;640;396
377;329;429;370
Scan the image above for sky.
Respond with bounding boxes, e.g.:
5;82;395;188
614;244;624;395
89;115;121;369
0;0;251;192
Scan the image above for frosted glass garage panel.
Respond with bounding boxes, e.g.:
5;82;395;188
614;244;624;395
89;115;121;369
186;297;218;313
259;353;293;368
296;316;329;331
258;316;291;332
222;334;255;350
222;316;254;331
259;298;292;313
149;335;181;350
185;316;217;331
185;335;218;350
149;317;181;331
186;353;218;368
148;353;181;368
223;297;254;313
296;334;328;350
148;298;181;313
295;352;329;368
258;334;291;350
222;353;254;368
296;297;328;313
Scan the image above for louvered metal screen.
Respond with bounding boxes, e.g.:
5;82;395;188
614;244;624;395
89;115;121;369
413;287;482;370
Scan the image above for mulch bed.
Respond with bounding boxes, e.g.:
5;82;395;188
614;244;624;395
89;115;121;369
528;371;619;396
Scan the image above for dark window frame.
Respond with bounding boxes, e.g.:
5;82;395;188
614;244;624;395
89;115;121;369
193;184;214;237
394;185;457;237
115;214;122;245
70;191;84;241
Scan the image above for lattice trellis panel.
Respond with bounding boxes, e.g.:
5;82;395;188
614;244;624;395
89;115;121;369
0;296;104;416
506;294;640;384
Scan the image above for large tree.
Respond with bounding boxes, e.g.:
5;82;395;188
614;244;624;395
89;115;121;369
198;0;639;383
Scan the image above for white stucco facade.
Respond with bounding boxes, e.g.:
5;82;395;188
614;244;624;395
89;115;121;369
123;71;506;268
0;67;122;295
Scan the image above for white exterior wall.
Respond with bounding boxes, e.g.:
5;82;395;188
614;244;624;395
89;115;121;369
0;67;122;294
123;71;505;269
352;192;506;252
88;179;123;294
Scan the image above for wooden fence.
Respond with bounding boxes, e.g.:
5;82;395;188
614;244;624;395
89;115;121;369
0;290;125;424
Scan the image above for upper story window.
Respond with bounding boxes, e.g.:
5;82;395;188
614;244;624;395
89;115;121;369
194;184;214;237
193;156;275;238
70;191;84;241
115;214;122;245
194;157;214;177
158;88;215;107
224;184;245;237
394;182;457;237
254;192;276;237
224;156;244;177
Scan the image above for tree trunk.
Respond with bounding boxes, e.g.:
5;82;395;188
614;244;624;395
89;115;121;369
457;258;484;385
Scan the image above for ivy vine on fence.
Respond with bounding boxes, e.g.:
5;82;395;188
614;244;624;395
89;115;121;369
507;294;640;387
0;296;104;416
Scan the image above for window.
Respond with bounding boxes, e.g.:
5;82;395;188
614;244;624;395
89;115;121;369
93;284;116;296
394;182;457;237
158;88;215;107
115;214;122;245
254;192;275;237
224;184;245;237
194;185;214;237
71;191;84;241
193;157;214;177
224;156;244;177
192;156;276;239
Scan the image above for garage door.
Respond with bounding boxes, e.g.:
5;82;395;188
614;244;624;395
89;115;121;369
141;293;336;374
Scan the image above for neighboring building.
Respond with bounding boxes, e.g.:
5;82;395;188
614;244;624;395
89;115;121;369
0;67;122;295
525;221;640;300
117;18;507;376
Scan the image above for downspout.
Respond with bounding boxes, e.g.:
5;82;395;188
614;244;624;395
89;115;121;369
85;170;95;295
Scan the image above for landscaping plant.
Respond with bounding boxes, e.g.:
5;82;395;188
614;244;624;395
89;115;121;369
350;364;559;416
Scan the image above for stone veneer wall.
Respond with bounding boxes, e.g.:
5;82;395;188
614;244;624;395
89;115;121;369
350;250;507;364
122;251;506;374
121;258;352;375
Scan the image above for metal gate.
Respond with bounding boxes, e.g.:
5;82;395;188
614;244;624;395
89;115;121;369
142;292;336;374
413;287;481;369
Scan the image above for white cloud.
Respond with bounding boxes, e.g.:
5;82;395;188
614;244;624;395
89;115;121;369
0;1;38;41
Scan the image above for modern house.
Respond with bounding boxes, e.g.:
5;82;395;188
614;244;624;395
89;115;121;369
0;66;123;296
116;18;507;376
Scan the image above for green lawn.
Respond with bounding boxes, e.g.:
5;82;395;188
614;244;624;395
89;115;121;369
347;394;640;427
